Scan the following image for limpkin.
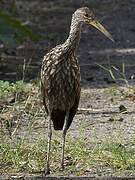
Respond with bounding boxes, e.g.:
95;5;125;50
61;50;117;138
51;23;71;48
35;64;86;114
41;7;114;174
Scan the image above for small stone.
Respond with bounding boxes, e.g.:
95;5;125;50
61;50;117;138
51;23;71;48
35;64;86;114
119;105;127;114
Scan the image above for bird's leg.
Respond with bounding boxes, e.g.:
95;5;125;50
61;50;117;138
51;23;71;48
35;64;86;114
61;111;69;169
45;113;52;175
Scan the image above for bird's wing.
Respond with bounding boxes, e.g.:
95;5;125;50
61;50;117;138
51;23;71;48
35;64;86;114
41;45;64;113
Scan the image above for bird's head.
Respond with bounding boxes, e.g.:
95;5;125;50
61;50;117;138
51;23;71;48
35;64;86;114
73;7;114;42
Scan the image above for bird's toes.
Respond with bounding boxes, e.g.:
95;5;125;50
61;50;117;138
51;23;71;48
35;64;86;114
61;163;65;170
42;169;50;176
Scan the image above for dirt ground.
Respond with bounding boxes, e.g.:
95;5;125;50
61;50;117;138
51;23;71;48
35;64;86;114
1;0;135;178
1;0;135;87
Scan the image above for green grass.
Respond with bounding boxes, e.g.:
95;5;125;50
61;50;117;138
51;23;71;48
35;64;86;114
0;80;135;177
0;80;32;99
0;136;135;176
0;138;47;174
103;85;135;100
0;80;44;138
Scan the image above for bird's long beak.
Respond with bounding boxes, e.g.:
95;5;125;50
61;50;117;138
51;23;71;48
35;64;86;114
89;19;114;42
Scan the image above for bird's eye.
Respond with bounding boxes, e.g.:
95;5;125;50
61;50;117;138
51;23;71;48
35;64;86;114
85;13;89;17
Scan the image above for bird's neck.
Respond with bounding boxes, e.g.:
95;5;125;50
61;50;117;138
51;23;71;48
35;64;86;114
64;16;82;51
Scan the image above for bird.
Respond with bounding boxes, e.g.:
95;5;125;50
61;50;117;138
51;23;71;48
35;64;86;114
40;7;114;174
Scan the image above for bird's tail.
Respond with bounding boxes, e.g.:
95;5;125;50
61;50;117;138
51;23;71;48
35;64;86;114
51;109;65;130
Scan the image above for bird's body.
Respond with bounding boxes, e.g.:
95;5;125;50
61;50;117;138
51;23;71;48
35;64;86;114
41;7;113;175
41;13;83;131
41;44;80;130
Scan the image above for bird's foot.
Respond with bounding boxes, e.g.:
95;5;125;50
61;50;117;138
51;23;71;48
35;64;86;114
42;168;50;176
61;162;65;170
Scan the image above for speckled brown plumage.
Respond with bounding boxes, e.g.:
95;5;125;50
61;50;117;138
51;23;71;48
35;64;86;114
41;45;80;130
40;7;113;175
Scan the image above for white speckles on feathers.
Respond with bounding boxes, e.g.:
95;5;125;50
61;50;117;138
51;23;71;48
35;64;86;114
40;8;83;113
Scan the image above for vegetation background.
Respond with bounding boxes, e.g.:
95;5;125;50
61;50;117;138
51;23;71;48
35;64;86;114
0;0;135;179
